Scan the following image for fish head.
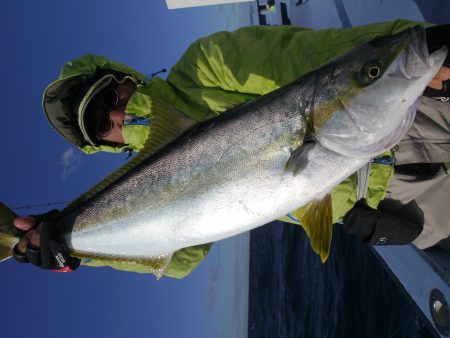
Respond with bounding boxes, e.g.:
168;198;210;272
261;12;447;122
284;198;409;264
312;26;448;158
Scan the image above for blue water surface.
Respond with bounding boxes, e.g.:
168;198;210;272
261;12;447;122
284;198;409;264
248;222;433;338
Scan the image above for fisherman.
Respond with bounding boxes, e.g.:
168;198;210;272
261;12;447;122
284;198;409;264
258;0;276;14
9;20;450;277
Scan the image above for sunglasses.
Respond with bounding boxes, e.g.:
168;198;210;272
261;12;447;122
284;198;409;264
95;88;119;139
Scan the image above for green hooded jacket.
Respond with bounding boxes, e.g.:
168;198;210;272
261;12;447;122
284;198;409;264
50;20;426;278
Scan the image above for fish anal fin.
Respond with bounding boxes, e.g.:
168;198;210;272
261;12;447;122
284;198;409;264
73;251;173;279
293;193;333;263
284;140;315;176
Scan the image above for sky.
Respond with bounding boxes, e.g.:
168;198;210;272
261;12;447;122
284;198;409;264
0;0;446;337
0;1;252;338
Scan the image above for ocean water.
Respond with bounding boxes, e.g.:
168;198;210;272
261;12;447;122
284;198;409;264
247;222;434;338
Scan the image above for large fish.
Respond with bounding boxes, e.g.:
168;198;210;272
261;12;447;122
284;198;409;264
0;26;447;276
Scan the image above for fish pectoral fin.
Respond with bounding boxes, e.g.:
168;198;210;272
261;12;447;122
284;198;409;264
293;193;333;263
284;140;316;176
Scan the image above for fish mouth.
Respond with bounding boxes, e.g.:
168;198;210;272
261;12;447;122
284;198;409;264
402;26;430;79
391;26;448;80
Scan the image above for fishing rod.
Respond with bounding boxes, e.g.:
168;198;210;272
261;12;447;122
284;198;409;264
11;201;70;210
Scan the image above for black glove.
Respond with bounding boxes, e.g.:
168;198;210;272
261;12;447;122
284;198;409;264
12;213;80;272
342;198;424;245
424;83;450;102
424;25;450;101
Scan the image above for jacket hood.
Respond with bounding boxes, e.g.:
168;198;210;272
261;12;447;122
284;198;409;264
42;54;146;147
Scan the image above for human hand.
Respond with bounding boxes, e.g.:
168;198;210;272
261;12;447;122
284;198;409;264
428;66;450;90
12;212;80;271
426;24;450;92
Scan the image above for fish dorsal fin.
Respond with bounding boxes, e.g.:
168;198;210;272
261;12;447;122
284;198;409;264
127;94;197;156
293;193;333;263
60;95;196;217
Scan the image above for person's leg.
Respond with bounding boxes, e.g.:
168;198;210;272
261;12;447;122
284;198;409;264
387;98;450;249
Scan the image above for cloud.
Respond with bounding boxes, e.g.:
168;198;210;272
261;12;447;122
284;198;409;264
60;148;82;182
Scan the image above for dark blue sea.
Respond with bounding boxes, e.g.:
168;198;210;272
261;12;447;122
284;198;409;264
248;222;435;338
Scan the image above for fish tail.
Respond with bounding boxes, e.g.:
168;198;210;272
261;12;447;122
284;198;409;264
0;202;18;262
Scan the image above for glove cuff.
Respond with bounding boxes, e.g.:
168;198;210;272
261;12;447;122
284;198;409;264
342;199;424;245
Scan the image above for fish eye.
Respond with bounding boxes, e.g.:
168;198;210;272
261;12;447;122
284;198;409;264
356;61;383;86
368;65;381;79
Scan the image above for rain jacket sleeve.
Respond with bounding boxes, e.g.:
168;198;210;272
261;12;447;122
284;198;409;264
166;20;425;120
